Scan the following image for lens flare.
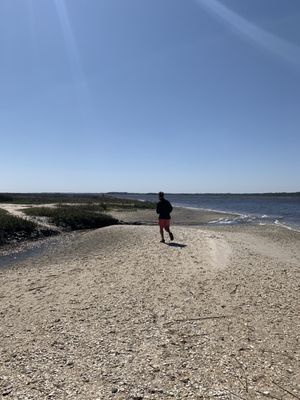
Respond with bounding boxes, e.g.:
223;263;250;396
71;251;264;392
53;0;91;117
195;0;300;67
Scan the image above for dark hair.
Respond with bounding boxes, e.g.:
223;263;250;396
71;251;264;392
158;191;164;197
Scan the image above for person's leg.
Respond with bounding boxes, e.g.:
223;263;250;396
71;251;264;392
165;220;174;241
159;220;165;242
165;226;174;241
160;227;165;242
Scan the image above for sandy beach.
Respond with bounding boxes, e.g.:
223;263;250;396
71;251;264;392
0;209;299;399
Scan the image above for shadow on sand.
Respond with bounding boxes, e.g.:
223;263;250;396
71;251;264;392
167;242;187;248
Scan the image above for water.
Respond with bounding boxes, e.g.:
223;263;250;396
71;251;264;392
0;231;80;269
112;193;300;231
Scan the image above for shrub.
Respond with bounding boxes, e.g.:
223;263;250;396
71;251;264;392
0;194;13;202
23;205;118;230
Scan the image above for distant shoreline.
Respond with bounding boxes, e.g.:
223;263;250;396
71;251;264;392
108;191;300;196
109;192;300;232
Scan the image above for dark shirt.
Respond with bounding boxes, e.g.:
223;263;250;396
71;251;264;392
156;198;173;219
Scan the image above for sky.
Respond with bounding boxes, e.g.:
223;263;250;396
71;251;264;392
1;0;300;193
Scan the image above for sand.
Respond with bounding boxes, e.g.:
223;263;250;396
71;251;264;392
0;210;299;399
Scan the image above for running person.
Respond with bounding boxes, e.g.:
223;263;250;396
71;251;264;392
156;191;174;243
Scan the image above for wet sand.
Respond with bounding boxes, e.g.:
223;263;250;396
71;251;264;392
0;208;299;399
109;207;238;226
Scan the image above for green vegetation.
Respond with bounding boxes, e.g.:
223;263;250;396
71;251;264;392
0;208;37;244
0;193;156;208
0;194;155;245
0;194;13;202
23;205;118;230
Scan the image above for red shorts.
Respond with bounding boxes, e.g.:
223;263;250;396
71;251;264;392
159;219;170;229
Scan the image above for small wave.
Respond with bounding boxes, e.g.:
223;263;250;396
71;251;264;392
174;204;242;217
175;203;300;232
209;219;235;225
208;215;250;225
208;213;274;227
274;219;300;233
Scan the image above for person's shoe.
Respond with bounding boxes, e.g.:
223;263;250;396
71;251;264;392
160;239;165;243
169;232;174;241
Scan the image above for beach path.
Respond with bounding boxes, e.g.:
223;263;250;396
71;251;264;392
0;225;299;399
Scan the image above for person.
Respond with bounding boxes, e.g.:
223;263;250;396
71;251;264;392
156;191;174;243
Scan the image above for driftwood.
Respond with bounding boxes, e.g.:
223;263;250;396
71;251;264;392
28;285;47;292
271;381;300;400
164;315;232;325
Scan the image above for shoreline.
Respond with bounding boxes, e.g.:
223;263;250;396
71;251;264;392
111;205;300;233
110;193;300;232
175;205;300;233
0;207;237;268
1;206;299;269
109;206;239;226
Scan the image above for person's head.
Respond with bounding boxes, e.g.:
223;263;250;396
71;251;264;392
158;191;164;200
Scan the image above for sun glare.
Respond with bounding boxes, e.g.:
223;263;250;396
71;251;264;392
195;0;300;67
53;0;91;118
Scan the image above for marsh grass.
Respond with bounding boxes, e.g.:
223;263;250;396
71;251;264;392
0;194;155;243
0;193;156;208
0;208;37;243
64;202;155;211
23;205;118;230
106;202;155;210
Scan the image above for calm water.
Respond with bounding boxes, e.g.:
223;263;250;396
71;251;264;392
113;193;300;231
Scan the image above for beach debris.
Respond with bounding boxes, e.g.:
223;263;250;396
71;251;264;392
66;360;74;367
271;381;300;399
164;314;232;325
2;385;13;396
230;284;239;294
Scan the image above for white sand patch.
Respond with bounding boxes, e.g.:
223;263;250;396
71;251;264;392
0;203;31;218
0;203;60;230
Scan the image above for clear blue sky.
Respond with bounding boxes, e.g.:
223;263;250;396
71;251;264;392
1;0;300;193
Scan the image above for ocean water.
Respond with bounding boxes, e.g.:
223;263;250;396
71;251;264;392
111;193;300;231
